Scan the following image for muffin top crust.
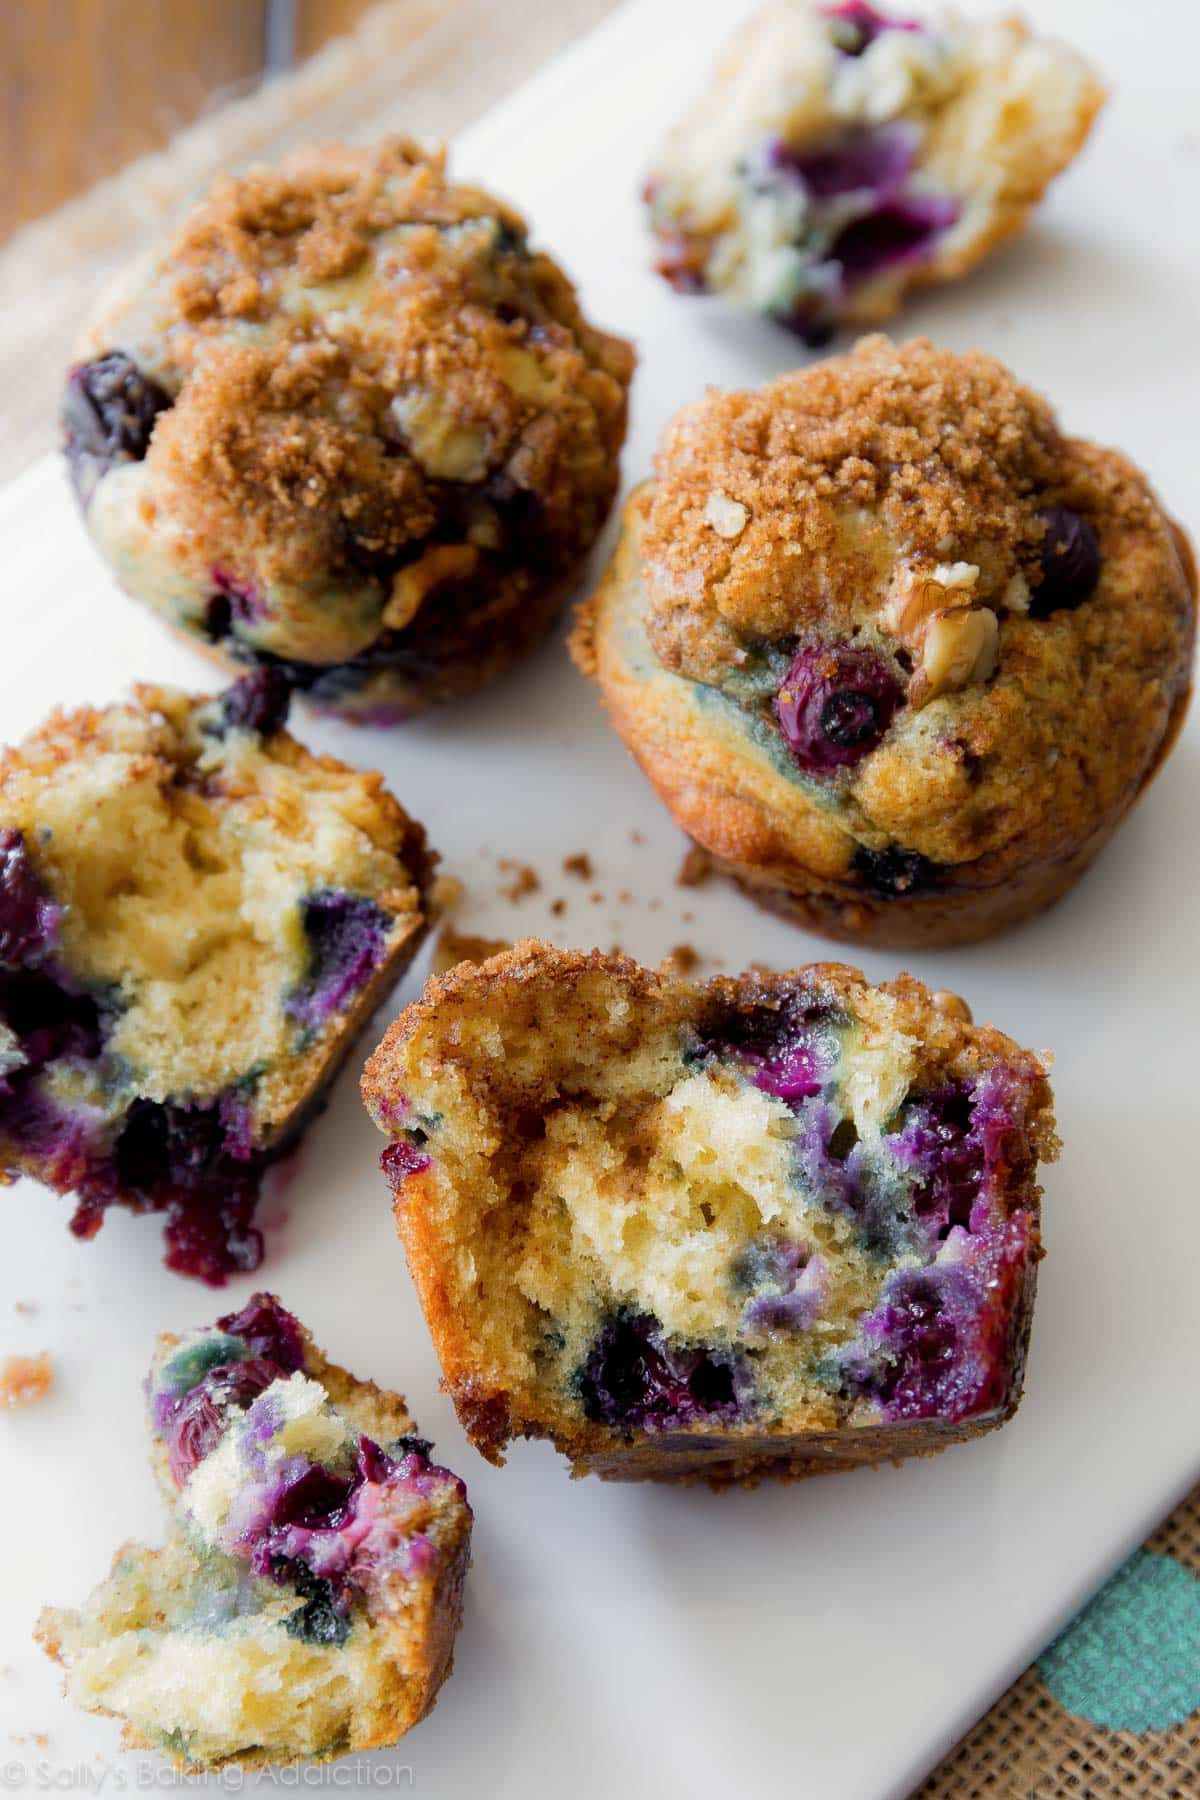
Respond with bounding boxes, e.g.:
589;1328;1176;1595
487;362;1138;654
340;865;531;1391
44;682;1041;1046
634;336;1194;871
71;138;634;668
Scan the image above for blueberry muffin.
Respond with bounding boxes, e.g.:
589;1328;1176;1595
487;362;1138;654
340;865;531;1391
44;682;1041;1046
361;941;1056;1484
37;1293;472;1768
63;138;634;723
0;676;433;1280
644;1;1105;342
573;337;1196;948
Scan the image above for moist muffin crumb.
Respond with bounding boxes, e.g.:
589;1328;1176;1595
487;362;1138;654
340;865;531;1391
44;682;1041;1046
38;1294;471;1768
644;0;1106;340
361;940;1056;1484
574;336;1196;947
64;138;634;723
0;679;433;1280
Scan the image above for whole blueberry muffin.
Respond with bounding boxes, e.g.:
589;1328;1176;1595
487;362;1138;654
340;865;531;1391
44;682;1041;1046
38;1293;472;1768
645;1;1105;342
0;676;433;1280
63;138;634;723
361;941;1056;1485
574;337;1196;947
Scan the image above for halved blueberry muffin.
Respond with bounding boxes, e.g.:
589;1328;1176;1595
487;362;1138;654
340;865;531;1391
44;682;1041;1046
0;677;433;1280
64;138;634;723
37;1293;472;1768
573;337;1196;947
644;1;1105;341
361;941;1056;1484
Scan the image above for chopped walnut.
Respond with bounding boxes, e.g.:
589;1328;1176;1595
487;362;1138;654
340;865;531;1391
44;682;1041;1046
882;560;979;642
383;543;481;632
704;491;748;539
910;607;999;707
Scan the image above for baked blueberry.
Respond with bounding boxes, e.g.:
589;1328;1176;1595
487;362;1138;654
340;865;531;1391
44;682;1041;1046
573;337;1196;948
644;1;1105;338
37;1295;471;1768
362;942;1056;1484
0;683;433;1279
64;139;633;722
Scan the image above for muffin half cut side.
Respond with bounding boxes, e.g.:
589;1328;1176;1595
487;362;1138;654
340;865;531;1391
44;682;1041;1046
362;941;1056;1484
38;1293;472;1768
0;676;434;1280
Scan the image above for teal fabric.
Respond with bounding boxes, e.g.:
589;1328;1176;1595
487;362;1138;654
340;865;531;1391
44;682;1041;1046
1039;1549;1200;1733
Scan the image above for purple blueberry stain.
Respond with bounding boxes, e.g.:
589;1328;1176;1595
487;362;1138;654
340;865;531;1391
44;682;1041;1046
821;0;922;55
150;1295;468;1628
578;1312;746;1431
286;890;392;1034
211;567;267;626
736;1237;830;1336
772;123;919;200
381;1138;432;1192
694;992;841;1103
216;668;293;739
62;353;172;501
1030;506;1101;616
775;643;903;773
0;831;62;967
851;844;938;899
840;1214;1031;1422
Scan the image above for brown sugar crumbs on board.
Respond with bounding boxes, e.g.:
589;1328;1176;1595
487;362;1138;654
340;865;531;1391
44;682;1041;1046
1;1352;53;1409
563;853;593;879
497;860;541;902
677;845;712;888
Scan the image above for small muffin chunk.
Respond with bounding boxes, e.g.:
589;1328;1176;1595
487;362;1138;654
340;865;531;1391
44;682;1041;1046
0;677;433;1280
573;337;1196;947
645;0;1106;340
361;941;1056;1484
37;1294;472;1768
63;138;634;722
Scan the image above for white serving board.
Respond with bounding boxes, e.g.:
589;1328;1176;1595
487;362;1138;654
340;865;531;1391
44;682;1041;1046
2;2;1198;1795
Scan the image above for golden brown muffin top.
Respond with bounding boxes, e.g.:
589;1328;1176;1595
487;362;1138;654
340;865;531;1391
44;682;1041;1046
80;138;634;593
626;337;1194;874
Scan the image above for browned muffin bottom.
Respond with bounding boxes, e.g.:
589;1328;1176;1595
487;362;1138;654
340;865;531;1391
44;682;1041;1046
573;338;1195;947
64;139;635;722
362;941;1056;1485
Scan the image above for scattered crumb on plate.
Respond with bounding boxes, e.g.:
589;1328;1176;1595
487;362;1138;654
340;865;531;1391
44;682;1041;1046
676;845;712;887
550;898;566;916
563;852;593;879
663;943;701;975
1;1353;53;1409
14;1301;38;1317
498;859;540;901
432;927;513;975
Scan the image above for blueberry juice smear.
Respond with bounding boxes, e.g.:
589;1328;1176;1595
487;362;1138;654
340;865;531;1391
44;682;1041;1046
0;830;273;1284
578;1313;744;1431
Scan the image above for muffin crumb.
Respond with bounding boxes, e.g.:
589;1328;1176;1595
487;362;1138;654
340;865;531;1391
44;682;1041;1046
1;1352;53;1408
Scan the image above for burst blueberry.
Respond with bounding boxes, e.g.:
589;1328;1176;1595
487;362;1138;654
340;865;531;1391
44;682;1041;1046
62;353;172;495
578;1312;742;1430
775;643;903;773
1030;506;1101;615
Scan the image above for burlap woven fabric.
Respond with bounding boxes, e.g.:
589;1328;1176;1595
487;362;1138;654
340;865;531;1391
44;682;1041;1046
916;1486;1200;1798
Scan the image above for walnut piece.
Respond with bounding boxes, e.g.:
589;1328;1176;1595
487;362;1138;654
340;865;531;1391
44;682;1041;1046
910;606;999;707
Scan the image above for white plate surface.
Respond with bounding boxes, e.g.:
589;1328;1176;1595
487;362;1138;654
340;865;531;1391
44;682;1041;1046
2;2;1199;1795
